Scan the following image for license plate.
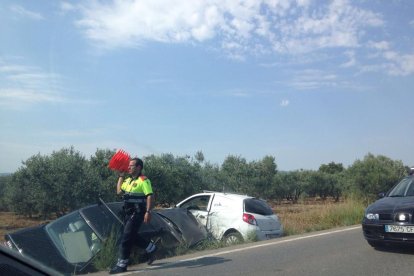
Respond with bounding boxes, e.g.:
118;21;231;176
385;225;414;233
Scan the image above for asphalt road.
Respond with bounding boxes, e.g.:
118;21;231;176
95;225;414;276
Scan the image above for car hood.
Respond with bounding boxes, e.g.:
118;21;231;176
366;196;414;213
157;208;207;247
4;225;76;274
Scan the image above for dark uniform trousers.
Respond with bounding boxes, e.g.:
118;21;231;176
119;207;149;260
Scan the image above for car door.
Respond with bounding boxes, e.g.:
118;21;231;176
177;195;213;227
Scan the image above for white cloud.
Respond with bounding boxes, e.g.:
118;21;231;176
227;89;250;97
341;50;356;68
68;0;414;76
367;40;390;51
383;52;414;76
275;0;384;53
0;60;66;108
289;69;339;90
362;41;414;76
10;5;44;20
0;88;65;104
72;0;383;55
61;2;77;12
0;64;36;73
75;1;223;49
280;99;290;107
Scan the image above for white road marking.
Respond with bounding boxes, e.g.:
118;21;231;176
122;225;362;275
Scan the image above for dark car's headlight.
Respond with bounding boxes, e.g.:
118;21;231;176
396;213;410;222
365;213;379;220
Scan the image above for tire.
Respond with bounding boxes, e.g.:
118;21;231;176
223;232;243;246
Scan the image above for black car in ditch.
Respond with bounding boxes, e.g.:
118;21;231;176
4;200;207;274
362;175;414;247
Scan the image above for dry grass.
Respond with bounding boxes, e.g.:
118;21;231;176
0;212;50;243
273;199;365;236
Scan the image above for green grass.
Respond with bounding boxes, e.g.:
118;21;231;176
91;228;119;271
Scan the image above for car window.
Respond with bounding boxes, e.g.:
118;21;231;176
388;177;413;197
45;212;98;264
404;179;414;196
180;196;211;211
80;204;122;239
244;198;273;216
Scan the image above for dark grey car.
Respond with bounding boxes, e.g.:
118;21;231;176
4;201;207;274
362;175;414;247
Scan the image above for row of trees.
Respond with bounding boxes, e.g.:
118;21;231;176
0;147;410;218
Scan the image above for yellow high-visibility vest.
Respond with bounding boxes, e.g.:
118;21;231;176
121;175;153;195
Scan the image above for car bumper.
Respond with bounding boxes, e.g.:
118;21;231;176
237;224;283;241
362;223;414;244
255;228;284;240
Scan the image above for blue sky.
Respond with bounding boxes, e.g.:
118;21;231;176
1;0;413;173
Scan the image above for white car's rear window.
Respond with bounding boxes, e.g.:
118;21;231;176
244;199;273;216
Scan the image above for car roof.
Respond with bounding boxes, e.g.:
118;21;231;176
197;191;254;200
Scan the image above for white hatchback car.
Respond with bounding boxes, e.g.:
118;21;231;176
176;191;283;244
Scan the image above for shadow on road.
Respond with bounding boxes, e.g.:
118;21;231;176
373;244;414;255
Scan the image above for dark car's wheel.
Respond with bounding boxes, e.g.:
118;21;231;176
223;232;243;245
367;240;384;248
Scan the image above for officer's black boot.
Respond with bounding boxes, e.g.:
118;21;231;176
109;259;128;274
109;265;126;274
145;241;158;265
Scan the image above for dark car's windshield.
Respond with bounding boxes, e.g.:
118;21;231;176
80;203;123;239
45;212;101;264
244;198;274;216
388;177;414;197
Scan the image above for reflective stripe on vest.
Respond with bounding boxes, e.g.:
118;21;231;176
123;192;146;203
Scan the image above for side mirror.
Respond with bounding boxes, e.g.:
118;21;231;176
378;192;385;198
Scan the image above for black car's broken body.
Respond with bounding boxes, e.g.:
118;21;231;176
362;175;414;247
4;202;207;274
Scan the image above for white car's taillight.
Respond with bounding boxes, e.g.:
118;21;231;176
243;213;257;225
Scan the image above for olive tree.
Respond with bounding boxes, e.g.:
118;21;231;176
7;147;97;218
347;153;406;200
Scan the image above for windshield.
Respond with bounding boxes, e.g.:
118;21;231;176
388;177;414;197
80;203;123;240
45;212;101;264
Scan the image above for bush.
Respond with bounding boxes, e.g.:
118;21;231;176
92;227;119;271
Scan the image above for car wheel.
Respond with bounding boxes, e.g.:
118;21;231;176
367;240;384;248
223;232;243;246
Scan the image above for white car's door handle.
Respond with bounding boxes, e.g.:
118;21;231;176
199;215;205;219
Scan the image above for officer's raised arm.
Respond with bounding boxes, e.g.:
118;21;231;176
116;173;125;194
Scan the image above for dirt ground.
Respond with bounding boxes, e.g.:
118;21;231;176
0;212;51;243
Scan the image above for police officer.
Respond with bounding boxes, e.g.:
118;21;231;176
110;157;157;274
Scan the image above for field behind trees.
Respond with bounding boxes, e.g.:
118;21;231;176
0;146;410;239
